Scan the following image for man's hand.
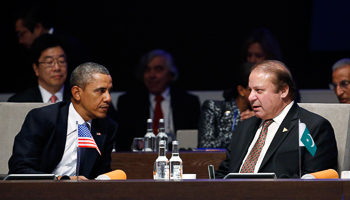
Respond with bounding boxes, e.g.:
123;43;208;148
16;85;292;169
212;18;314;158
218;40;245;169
240;110;255;121
70;176;88;180
57;175;88;180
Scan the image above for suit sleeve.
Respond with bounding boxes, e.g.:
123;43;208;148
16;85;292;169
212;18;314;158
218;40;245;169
215;142;232;179
90;120;118;178
301;117;338;174
8;109;51;174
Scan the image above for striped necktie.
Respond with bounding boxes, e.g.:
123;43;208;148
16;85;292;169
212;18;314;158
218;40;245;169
240;119;273;173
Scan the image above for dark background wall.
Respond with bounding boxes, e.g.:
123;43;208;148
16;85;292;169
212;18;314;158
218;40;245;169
0;0;349;93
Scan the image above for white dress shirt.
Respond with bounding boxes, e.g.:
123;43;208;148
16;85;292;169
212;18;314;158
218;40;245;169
38;84;64;103
149;87;175;139
239;101;294;173
51;102;92;176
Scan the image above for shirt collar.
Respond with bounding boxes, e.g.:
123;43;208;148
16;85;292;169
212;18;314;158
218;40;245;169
149;87;170;101
270;101;294;126
38;84;64;103
68;102;92;132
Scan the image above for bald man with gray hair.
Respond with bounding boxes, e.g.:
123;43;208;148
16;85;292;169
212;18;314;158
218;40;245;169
330;58;350;103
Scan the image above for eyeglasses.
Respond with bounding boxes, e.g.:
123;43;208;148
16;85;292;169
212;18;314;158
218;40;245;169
39;59;67;68
329;80;350;90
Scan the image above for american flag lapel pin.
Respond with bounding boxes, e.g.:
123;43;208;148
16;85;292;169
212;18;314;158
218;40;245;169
96;132;101;136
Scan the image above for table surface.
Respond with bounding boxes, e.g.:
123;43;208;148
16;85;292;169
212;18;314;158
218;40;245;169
0;179;347;199
111;151;226;179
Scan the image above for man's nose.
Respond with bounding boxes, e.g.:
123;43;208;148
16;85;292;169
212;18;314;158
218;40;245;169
248;90;257;101
336;85;344;96
104;91;111;102
52;61;60;70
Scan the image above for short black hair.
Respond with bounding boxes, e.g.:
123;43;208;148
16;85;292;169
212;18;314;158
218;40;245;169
70;62;110;90
30;34;65;65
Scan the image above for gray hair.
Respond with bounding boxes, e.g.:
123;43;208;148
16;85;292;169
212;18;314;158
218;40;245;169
70;62;110;90
332;58;350;72
135;49;178;81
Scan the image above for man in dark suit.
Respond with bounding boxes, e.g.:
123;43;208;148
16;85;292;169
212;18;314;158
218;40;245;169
115;49;200;151
14;6;90;71
216;60;338;178
9;62;117;180
8;34;71;103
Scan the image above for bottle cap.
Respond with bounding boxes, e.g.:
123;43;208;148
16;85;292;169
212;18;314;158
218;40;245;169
147;118;152;123
172;140;179;145
159;118;164;123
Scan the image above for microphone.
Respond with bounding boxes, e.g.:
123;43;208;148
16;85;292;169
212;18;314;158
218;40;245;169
95;169;127;180
301;169;338;179
278;174;290;178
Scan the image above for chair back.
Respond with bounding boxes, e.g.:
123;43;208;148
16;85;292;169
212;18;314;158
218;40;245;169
176;129;198;149
0;103;49;174
298;103;350;174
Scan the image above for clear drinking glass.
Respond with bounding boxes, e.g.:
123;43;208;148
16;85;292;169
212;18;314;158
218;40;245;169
132;137;145;152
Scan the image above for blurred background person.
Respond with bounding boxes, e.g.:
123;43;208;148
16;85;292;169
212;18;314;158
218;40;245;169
115;49;200;151
241;28;301;102
14;6;90;83
330;58;350;104
242;28;283;63
8;34;70;103
198;62;255;149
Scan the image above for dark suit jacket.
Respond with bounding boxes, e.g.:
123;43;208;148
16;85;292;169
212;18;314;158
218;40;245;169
215;103;338;178
8;85;71;102
8;101;117;179
115;87;201;151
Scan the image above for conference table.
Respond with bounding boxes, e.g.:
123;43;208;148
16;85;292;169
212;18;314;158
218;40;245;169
2;151;350;199
110;150;227;179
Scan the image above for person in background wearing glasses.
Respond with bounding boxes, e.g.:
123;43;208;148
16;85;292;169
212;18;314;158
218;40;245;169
13;6;90;86
8;34;70;103
331;58;350;104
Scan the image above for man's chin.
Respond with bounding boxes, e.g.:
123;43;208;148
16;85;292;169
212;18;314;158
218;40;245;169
339;98;350;104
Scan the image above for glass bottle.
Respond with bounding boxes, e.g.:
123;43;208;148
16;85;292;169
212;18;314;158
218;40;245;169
155;140;169;180
155;118;168;151
169;140;183;180
143;118;155;151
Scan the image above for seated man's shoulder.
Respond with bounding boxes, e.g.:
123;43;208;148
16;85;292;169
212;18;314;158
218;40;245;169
118;89;148;100
8;86;40;102
99;115;117;126
298;107;329;124
170;88;199;100
28;101;70;117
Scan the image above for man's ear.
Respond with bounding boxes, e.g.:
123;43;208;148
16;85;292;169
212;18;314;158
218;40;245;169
33;63;39;77
280;85;289;98
71;86;82;101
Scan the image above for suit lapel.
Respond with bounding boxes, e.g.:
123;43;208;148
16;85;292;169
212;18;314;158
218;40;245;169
48;103;69;171
33;86;45;102
231;118;262;171
79;119;106;177
259;103;299;170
